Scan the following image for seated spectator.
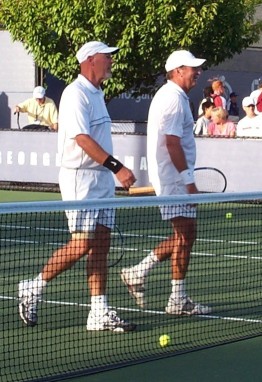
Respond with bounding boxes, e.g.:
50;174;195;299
211;80;227;109
208;107;236;137
194;100;214;136
198;85;213;116
226;92;239;123
14;86;58;131
237;96;262;137
250;80;262;115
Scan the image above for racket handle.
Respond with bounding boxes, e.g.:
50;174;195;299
129;186;155;195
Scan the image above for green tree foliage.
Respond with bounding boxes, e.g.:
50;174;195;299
0;0;261;99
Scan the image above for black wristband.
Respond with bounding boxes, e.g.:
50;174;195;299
103;155;124;174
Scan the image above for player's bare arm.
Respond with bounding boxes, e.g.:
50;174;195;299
165;134;198;194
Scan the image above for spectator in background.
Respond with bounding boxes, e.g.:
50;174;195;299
211;80;227;109
237;96;262;137
208;106;236;137
198;85;213;116
194;100;214;136
14;86;58;131
226;92;239;123
250;80;262;115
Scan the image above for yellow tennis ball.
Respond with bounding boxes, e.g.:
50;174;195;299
159;334;171;347
226;212;232;219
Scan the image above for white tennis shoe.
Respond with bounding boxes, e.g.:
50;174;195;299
18;279;41;326
121;267;146;309
165;296;212;316
86;310;136;332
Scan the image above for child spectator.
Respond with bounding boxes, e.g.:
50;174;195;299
211;80;227;109
194;100;214;136
198;85;213;116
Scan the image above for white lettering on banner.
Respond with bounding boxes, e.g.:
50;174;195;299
107;155;147;171
43;153;50;166
30;152;37;166
135;94;153;103
140;157;147;170
7;151;13;164
18;151;25;165
0;150;63;167
116;91;153;103
0;149;148;172
124;156;134;170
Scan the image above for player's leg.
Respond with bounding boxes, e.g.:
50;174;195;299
165;216;211;315
86;219;136;332
86;171;136;332
18;168;91;327
121;184;180;308
121;235;174;308
18;234;91;327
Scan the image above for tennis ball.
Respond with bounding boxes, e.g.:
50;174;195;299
159;334;171;347
226;212;232;219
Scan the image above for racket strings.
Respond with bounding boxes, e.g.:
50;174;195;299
195;169;226;193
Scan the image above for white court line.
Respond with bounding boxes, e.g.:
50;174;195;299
1;294;262;325
1;237;262;261
1;224;259;246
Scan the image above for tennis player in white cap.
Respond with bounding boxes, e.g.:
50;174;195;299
122;50;212;316
18;41;137;332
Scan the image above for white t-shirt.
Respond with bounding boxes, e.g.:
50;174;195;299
250;89;261;115
237;115;262;137
58;74;113;169
194;115;210;136
147;80;196;188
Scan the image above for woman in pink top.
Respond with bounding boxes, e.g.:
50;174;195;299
208;106;236;137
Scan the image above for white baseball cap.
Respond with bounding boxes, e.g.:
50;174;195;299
165;50;206;72
33;86;46;99
76;41;119;64
242;96;255;108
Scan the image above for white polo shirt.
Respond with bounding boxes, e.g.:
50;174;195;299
147;80;196;187
58;74;113;169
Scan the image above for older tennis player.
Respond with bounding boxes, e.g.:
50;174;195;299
18;41;136;332
121;50;212;316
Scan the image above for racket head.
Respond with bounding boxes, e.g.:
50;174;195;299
108;225;125;267
194;167;227;193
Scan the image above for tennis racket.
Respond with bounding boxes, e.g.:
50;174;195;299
108;225;125;267
129;167;227;195
194;167;227;193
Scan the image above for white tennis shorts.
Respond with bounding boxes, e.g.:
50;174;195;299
59;167;115;233
158;180;196;220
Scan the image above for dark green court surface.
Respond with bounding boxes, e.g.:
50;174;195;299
59;336;262;382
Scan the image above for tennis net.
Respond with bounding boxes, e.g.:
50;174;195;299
1;192;262;381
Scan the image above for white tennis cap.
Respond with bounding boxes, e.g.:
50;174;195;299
165;50;206;72
33;86;46;99
242;96;255;107
76;41;119;64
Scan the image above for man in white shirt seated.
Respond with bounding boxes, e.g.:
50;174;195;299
237;96;262;137
250;80;262;115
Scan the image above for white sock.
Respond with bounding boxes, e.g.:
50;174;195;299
170;279;186;301
91;295;108;317
32;273;47;295
134;251;159;279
